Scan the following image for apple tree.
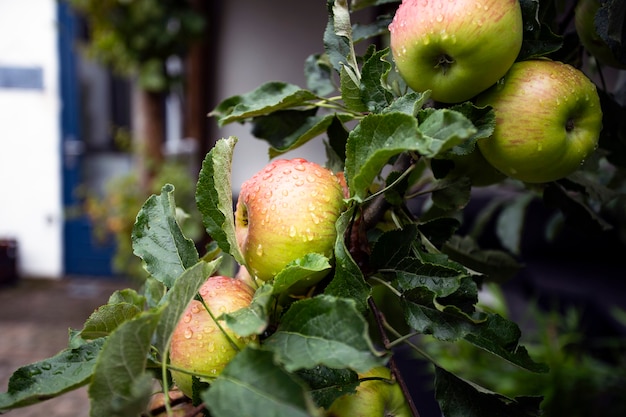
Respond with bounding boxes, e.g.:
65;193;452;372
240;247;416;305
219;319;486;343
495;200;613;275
2;1;625;416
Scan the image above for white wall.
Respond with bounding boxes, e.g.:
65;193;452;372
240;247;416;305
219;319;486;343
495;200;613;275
213;0;332;193
0;0;63;278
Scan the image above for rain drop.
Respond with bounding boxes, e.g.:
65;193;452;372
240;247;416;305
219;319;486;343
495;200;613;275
41;362;52;371
183;313;192;323
256;244;263;256
191;304;201;314
184;328;194;339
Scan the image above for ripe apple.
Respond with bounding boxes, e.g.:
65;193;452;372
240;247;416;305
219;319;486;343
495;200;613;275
169;275;256;398
575;0;626;69
234;158;346;282
327;366;411;417
476;59;603;183
388;0;523;103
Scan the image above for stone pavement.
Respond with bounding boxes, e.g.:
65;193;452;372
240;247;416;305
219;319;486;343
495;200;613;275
0;277;132;417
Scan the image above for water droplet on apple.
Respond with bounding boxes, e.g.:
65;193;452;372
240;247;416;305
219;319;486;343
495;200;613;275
306;175;316;183
207;342;215;352
282;189;289;196
308;202;316;211
311;213;320;224
256;244;263;256
183;313;192;323
295;179;305;186
265;190;272;198
191;304;201;314
289;225;297;237
184;328;193;339
436;14;443;22
262;172;272;180
270;203;276;211
282;168;291;175
295;163;305;171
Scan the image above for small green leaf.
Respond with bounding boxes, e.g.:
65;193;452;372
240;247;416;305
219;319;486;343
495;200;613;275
360;48;393;113
345;112;421;201
221;283;274;337
203;347;321;417
196;136;246;265
324;206;371;313
518;0;563;60
272;253;333;294
496;194;534;255
464;314;549;373
435;366;543;417
370;226;419;271
0;339;105;411
304;53;335;97
296;366;359;409
341;64;368;112
79;303;143;340
154;259;220;355
209;82;317;126
431;177;472;212
264;294;384;372
88;308;164;417
382;91;430;116
417;108;478;157
324;0;359;76
442;235;523;284
132;184;199;288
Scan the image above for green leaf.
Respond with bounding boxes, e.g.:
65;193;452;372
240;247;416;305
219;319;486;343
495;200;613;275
382;91;430;116
543;182;613;233
88;308;164;417
340;64;368;112
431;177;472;212
496;194;534;255
209;82;317;126
272;253;333;294
392;257;467;296
435;366;543;417
360;48;393;113
304;53;335;97
196;136;246;265
221;283;274;338
518;0;563;60
345;112;421;201
203;347;321;417
264;295;384;372
443;103;496;157
443;235;523;284
324;0;359;76
153;260;220;355
296;366;359;409
324;206;371;313
464;314;549;373
0;339;106;411
132;183;199;288
417;108;478;157
78;289;146;339
369;226;420;271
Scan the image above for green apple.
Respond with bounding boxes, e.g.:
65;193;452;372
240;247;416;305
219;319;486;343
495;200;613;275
235;158;346;282
389;0;523;103
327;366;411;417
575;0;626;69
169;276;256;397
476;59;603;183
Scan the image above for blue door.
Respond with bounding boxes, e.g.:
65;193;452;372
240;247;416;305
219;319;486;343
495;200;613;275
58;3;131;277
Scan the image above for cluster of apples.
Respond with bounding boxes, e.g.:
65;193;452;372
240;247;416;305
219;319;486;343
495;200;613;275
389;0;603;185
168;158;410;414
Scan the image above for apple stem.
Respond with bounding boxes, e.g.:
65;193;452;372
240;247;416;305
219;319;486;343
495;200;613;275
368;297;422;417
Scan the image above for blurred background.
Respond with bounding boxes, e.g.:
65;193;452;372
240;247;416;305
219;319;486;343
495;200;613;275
0;1;625;416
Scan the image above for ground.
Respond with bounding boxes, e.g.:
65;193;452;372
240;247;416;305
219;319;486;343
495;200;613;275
0;277;131;417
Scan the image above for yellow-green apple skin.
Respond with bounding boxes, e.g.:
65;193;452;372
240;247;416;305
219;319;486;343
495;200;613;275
476;59;603;183
388;0;523;103
575;0;626;69
235;158;345;282
327;366;411;417
169;276;256;397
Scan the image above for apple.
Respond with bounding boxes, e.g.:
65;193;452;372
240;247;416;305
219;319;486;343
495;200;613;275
235;158;346;282
476;59;603;183
575;0;626;69
147;390;201;417
326;366;411;417
169;275;256;398
388;0;524;103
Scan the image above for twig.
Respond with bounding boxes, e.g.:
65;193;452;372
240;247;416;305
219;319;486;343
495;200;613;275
368;297;421;417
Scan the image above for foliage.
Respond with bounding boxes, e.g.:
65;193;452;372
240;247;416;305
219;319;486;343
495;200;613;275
2;1;626;416
84;161;203;282
420;284;626;417
65;0;206;91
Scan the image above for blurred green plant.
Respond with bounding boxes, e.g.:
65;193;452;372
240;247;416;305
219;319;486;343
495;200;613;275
419;283;626;417
84;161;203;282
66;0;205;92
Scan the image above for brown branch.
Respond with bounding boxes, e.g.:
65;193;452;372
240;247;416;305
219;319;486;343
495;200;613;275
368;297;421;417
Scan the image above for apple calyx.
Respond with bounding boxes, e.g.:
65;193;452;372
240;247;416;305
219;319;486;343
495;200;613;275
435;54;455;75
